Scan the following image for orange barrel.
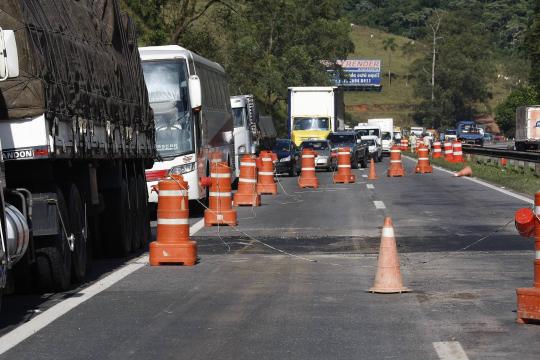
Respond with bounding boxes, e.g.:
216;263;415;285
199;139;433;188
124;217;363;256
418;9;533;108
387;145;405;177
333;147;356;184
444;141;454;162
452;141;464;163
256;150;278;195
400;139;408;152
233;154;260;206
149;175;197;266
204;161;237;226
298;148;319;188
432;141;442;159
415;145;433;174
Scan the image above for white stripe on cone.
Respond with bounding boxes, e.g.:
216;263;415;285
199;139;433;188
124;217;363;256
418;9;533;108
262;158;272;162
158;218;189;225
535;206;540;215
536;250;540;260
209;191;232;197
302;155;315;158
159;190;187;197
259;171;274;176
302;167;315;171
211;173;231;178
418;157;429;161
338;165;351;168
390;160;402;163
239;178;257;183
338;152;349;155
382;227;395;238
240;162;256;167
453;152;463;155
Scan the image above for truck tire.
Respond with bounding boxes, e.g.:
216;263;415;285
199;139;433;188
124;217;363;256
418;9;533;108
351;155;359;169
65;184;87;282
103;180;132;256
35;187;72;291
361;152;368;168
137;174;151;247
128;175;141;251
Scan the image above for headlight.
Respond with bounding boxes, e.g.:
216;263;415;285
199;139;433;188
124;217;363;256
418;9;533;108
169;162;196;175
280;155;291;162
238;145;246;155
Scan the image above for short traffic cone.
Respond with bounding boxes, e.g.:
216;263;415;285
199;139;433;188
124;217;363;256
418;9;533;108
454;166;472;177
256;150;278;195
149;175;197;266
387;145;405;177
415;145;433;174
369;217;410;294
204;161;237;226
233;154;261;206
333;147;356;183
367;158;378;180
298;148;319;188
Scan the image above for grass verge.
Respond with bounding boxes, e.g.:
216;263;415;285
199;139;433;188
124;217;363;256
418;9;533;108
404;151;539;197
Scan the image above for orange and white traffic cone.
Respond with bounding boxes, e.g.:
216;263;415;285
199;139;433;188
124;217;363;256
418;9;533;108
515;192;540;324
149;175;197;266
444;141;454;162
204;161;237;226
369;217;410;294
387;145;405;177
368;158;378;180
451;141;464;163
233;154;260;206
432;141;442;159
333;147;356;183
256;150;278;195
454;166;472;177
298;148;319;188
400;139;408;152
415;145;433;174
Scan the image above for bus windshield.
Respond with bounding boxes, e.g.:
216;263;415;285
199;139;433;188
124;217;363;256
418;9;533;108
142;59;194;159
293;117;330;131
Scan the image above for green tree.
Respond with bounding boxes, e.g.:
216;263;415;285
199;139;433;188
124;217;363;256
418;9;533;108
400;40;417;87
411;10;495;129
382;37;397;84
527;0;540;101
495;86;537;136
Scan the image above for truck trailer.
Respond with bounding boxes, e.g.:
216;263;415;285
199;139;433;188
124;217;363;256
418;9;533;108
0;0;155;306
515;106;540;152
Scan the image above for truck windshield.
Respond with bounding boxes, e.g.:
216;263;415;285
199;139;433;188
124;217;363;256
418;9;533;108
461;125;479;134
142;59;194;159
232;107;246;128
381;132;392;140
355;129;380;137
293;117;330;131
327;134;354;144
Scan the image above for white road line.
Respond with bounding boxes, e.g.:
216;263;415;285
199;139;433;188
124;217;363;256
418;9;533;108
366;184;374;189
362;174;368;178
433;341;469;360
0;218;205;355
402;156;534;205
373;200;386;209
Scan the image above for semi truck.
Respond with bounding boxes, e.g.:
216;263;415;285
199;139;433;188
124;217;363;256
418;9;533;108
0;0;155;307
231;95;277;176
288;87;345;146
515;106;540;152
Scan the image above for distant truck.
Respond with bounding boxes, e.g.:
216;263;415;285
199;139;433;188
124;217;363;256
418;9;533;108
515;106;540;152
456;120;484;145
231;95;276;176
410;127;425;137
0;0;155;305
367;118;394;154
288;87;345;146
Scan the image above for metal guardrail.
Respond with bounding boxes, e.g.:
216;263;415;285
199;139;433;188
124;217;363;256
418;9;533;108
462;145;540;163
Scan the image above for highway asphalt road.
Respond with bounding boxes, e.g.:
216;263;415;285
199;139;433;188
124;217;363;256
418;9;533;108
1;156;539;359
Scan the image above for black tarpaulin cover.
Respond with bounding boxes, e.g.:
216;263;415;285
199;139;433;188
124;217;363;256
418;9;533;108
0;0;152;130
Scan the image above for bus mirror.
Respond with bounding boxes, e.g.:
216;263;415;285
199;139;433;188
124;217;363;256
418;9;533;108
0;29;19;81
188;75;202;110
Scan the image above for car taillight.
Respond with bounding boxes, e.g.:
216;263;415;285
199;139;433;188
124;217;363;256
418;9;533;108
145;169;168;182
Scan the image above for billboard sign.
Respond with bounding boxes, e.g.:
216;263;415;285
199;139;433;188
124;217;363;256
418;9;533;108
325;59;382;88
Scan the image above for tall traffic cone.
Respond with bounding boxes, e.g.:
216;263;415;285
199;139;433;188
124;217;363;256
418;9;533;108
451;141;464;163
432;141;442;159
367;158;378;180
369;217;410;294
149;175;197;266
387;145;405;177
454;166;472;177
443;141;454;162
333;147;356;183
256;150;278;195
204;161;237;226
415;145;433;174
298;148;319;188
233;154;261;206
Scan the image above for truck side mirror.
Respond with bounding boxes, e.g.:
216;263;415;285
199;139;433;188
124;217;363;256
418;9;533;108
188;75;202;111
0;29;19;81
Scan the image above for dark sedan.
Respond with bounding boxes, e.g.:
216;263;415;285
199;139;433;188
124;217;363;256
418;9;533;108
273;139;301;176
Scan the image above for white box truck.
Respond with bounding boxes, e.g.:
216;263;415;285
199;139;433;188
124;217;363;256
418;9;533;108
515;106;540;152
368;118;394;154
288;87;345;146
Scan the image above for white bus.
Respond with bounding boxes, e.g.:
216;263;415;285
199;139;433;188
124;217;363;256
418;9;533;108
139;45;235;203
